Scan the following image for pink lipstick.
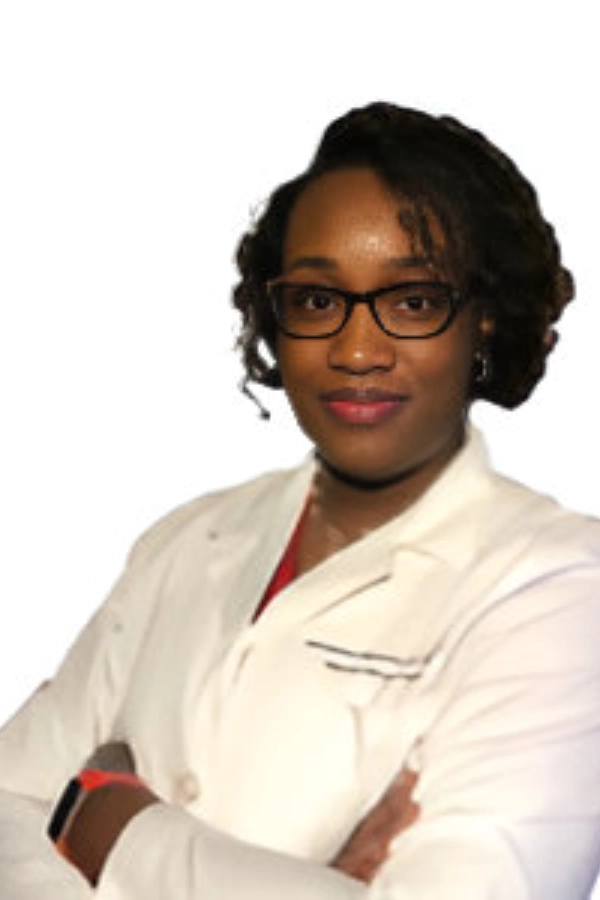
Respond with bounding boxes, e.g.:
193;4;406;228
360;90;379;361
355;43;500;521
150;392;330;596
321;388;409;425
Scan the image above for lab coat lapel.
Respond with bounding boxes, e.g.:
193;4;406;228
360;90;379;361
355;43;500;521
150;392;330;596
254;530;398;630
202;460;315;633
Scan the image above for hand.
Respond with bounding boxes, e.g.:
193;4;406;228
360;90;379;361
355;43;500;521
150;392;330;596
330;769;419;884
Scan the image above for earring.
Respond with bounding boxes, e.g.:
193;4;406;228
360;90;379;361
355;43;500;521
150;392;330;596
473;346;493;387
544;326;559;354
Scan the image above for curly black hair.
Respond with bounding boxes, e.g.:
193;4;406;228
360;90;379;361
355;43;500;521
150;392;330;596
233;102;573;409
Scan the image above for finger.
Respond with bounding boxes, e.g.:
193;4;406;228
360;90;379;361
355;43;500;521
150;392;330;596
390;767;419;796
330;767;420;882
378;768;419;819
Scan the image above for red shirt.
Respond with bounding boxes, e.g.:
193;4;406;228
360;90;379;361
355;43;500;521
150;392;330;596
252;504;309;621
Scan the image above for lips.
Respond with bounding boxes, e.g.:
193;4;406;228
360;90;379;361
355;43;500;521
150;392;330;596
321;387;410;425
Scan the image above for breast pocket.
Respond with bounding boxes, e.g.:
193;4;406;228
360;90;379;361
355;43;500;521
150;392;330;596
305;638;432;705
304;638;439;808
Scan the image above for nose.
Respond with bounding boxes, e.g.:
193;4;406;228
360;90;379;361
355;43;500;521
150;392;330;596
327;303;396;374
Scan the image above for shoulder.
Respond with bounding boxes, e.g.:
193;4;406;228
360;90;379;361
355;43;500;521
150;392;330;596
454;460;600;634
411;427;600;579
424;446;600;672
484;467;600;569
453;427;600;568
125;459;314;567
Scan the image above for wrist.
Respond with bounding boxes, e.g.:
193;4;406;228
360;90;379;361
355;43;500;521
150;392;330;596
48;769;157;885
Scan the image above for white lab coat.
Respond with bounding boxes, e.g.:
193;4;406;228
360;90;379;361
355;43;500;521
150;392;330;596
2;429;600;899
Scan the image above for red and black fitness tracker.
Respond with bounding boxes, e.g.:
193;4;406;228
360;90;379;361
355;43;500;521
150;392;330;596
47;768;145;853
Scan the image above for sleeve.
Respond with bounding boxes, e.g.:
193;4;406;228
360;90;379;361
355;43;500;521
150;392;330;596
373;563;600;898
100;806;365;900
0;545;153;898
0;791;92;900
98;565;600;900
0;489;225;899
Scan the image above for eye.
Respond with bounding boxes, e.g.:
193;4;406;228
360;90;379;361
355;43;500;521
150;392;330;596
402;290;445;312
384;283;450;319
401;294;431;312
287;285;338;312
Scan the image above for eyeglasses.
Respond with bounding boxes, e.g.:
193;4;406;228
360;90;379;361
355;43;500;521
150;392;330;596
267;280;465;340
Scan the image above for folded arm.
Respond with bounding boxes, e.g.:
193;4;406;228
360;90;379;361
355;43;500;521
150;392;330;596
97;566;600;899
3;554;600;899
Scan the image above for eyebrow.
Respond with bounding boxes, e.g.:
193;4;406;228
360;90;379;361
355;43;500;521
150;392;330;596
284;254;431;274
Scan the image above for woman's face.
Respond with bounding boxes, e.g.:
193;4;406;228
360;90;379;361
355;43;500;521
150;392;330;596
275;167;478;487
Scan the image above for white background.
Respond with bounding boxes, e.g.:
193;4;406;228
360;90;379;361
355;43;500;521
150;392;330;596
0;1;597;723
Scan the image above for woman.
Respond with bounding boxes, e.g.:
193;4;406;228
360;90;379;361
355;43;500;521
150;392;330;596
1;102;600;898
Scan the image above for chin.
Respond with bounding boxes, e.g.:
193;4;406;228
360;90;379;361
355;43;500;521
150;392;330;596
317;453;416;490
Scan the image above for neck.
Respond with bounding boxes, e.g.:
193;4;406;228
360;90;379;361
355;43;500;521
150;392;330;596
312;431;465;542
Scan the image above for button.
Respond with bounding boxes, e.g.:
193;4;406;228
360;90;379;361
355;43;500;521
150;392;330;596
176;771;201;803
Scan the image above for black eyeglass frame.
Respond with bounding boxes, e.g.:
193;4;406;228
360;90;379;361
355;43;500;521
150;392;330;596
267;280;467;340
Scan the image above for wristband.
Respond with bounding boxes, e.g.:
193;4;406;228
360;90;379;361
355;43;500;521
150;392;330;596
48;768;146;852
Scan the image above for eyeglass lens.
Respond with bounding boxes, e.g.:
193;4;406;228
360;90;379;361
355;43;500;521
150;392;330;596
271;282;456;338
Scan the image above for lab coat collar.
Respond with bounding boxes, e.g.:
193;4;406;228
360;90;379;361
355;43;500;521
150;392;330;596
303;423;492;560
378;423;493;563
229;425;495;629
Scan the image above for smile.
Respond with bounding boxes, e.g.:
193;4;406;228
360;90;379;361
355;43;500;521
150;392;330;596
321;389;410;425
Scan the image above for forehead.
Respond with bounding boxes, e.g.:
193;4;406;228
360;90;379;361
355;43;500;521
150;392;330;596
282;167;443;272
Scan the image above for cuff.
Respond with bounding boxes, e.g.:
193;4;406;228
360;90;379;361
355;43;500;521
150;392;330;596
100;803;365;900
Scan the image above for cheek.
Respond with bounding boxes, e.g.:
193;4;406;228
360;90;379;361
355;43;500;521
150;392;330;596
277;341;324;392
412;322;475;381
402;333;475;416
